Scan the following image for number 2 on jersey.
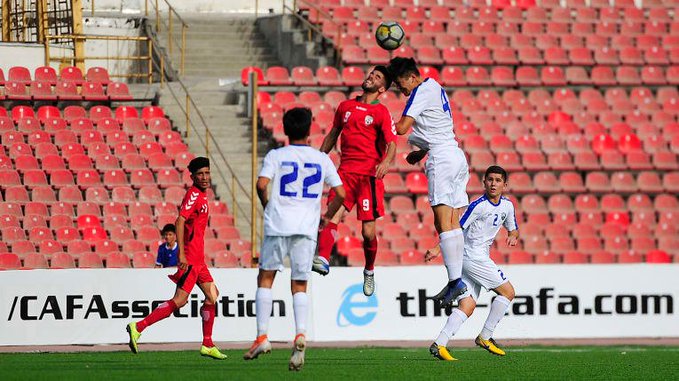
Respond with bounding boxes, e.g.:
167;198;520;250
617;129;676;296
279;161;321;199
440;89;451;117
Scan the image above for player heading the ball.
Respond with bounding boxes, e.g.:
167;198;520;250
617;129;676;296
312;66;397;297
388;57;470;306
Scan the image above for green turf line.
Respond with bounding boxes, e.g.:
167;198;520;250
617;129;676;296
1;346;678;381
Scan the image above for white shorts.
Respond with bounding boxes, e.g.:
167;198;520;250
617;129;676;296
457;256;509;302
260;235;316;281
425;146;469;208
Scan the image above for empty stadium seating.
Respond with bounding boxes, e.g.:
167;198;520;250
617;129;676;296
249;1;679;266
0;67;243;269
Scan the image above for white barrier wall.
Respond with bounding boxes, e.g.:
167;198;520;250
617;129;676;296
1;265;677;346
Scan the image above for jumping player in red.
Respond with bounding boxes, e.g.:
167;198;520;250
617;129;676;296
312;66;397;296
126;157;227;359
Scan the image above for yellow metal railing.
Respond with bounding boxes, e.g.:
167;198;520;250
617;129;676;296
283;0;342;58
148;33;255;238
145;0;188;76
44;34;153;83
250;71;259;266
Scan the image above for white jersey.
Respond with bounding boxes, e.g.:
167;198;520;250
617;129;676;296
402;78;458;151
460;195;518;260
259;144;342;239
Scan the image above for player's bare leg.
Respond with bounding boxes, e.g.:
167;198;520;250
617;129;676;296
431;297;475;361
127;287;188;354
313;205;345;275
476;282;515;356
197;282;227;359
289;280;308;371
361;220;377;296
432;205;467;307
244;270;276;360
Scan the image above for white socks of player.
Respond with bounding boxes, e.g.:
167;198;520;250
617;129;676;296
256;287;273;337
435;308;468;347
439;228;464;281
479;296;511;340
293;292;308;335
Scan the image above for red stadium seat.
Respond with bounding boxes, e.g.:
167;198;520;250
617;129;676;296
79;252;104;268
266;66;291;86
86;67;110;85
81;82;107;101
241;66;267;86
60;66;84;84
107;82;134;101
646;250;671;263
105;252;131;268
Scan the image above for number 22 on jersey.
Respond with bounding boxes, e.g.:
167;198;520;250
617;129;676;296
279;161;322;199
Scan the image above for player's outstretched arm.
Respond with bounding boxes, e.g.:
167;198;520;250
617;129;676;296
175;215;188;270
375;142;397;179
256;177;270;208
506;229;520;247
320;127;341;153
394;115;415;135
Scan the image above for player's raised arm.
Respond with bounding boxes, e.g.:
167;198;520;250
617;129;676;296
394;115;415;135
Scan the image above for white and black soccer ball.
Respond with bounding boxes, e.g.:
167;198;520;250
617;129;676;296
375;21;405;51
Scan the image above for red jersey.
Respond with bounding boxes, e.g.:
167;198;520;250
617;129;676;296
333;98;397;176
179;185;209;265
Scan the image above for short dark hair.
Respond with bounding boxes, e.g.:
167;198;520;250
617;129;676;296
373;65;393;89
161;223;176;234
387;57;419;80
187;157;209;174
484;165;508;182
283;107;312;141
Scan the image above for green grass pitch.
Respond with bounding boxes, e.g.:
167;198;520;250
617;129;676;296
1;346;678;380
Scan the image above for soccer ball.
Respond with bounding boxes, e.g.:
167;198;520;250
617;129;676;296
375;21;404;51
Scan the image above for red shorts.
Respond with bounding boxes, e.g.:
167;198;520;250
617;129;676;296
168;263;214;293
328;171;385;221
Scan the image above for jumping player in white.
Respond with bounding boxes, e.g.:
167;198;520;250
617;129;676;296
243;108;345;371
387;57;470;306
425;166;519;361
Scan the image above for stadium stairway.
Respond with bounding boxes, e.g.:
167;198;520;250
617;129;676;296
154;15;282;234
156;15;282;79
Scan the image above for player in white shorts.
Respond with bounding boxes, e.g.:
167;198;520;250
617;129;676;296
243;107;345;371
388;57;470;305
425;166;519;361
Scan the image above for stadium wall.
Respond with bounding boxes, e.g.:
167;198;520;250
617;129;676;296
0;43;70;72
1;266;677;346
89;0;283;13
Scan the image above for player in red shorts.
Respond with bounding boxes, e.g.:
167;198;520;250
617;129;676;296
126;157;227;359
312;66;397;296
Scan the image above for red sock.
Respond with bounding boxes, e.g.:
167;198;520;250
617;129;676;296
363;238;378;271
317;222;338;261
137;299;177;333
200;303;216;347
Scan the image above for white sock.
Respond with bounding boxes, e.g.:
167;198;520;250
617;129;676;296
439;229;464;281
480;296;511;340
255;287;273;337
435;308;468;346
292;292;308;335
